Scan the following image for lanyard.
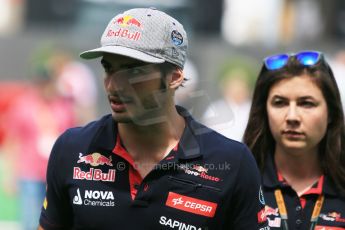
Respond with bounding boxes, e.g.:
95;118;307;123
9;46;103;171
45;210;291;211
274;189;324;230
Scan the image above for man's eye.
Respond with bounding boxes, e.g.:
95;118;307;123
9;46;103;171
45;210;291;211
130;68;144;74
125;67;146;76
101;62;113;74
104;66;113;73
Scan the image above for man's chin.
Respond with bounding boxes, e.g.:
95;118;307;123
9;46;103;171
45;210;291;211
112;112;167;126
111;113;133;123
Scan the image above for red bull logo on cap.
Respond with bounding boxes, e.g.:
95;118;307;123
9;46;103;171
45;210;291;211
77;152;113;167
114;15;142;29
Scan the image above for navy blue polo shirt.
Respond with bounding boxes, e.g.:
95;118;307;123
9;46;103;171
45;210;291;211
40;106;269;230
262;153;345;229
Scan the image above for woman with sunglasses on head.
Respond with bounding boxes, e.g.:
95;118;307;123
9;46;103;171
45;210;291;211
243;51;345;230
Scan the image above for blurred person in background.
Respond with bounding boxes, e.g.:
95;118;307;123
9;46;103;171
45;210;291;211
38;7;268;230
1;51;76;230
221;0;284;47
202;58;256;141
52;49;99;125
0;82;27;227
243;51;345;229
330;50;345;111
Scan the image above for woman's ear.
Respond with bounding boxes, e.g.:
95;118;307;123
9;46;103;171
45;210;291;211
168;68;184;89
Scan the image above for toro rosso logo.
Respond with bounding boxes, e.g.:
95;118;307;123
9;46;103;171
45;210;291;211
114;15;142;29
77;152;113;167
178;164;221;182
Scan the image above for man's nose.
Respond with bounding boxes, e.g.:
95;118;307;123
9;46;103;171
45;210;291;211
105;75;126;91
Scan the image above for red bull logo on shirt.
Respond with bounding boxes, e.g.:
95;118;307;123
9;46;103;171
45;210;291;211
75;152;115;182
77;152;113;167
73;167;116;182
263;205;281;228
319;212;345;224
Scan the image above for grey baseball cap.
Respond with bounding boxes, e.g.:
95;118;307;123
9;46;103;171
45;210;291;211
80;7;188;69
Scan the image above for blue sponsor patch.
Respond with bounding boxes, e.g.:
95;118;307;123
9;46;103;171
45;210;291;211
171;30;183;46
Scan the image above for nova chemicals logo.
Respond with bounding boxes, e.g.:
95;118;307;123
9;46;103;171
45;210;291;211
73;188;115;207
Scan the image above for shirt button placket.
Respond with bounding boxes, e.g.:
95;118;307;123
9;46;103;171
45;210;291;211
296;219;302;225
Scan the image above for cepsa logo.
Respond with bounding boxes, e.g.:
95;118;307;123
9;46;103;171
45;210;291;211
166;192;217;218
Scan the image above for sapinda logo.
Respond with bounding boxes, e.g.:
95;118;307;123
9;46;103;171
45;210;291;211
73;188;115;207
159;216;203;230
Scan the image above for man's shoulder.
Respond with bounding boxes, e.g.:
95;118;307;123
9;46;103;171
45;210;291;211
65;114;112;136
56;114;113;148
190;118;251;158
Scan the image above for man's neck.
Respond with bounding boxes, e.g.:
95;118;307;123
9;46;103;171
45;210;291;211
118;106;185;162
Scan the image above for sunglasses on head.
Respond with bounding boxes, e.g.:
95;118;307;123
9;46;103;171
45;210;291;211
264;51;323;70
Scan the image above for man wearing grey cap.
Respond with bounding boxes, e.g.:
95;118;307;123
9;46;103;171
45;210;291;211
38;8;268;230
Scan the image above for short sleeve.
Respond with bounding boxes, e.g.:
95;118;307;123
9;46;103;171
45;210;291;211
39;131;73;229
226;144;269;229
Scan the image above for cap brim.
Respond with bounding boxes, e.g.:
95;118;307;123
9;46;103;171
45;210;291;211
80;46;165;64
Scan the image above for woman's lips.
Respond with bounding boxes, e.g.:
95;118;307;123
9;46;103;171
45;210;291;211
282;130;305;139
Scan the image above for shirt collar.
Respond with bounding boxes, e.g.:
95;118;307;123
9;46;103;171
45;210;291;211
89;106;203;161
262;152;339;196
262;152;281;188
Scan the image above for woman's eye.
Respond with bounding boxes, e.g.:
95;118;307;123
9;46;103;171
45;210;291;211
299;101;316;108
271;99;287;107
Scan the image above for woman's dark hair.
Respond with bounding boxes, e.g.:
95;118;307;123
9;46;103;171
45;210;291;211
243;54;345;195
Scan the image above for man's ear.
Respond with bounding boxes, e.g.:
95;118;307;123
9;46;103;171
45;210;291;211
168;68;184;89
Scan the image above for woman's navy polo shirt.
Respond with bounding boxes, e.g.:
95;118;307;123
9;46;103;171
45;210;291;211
262;154;345;229
40;106;269;230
